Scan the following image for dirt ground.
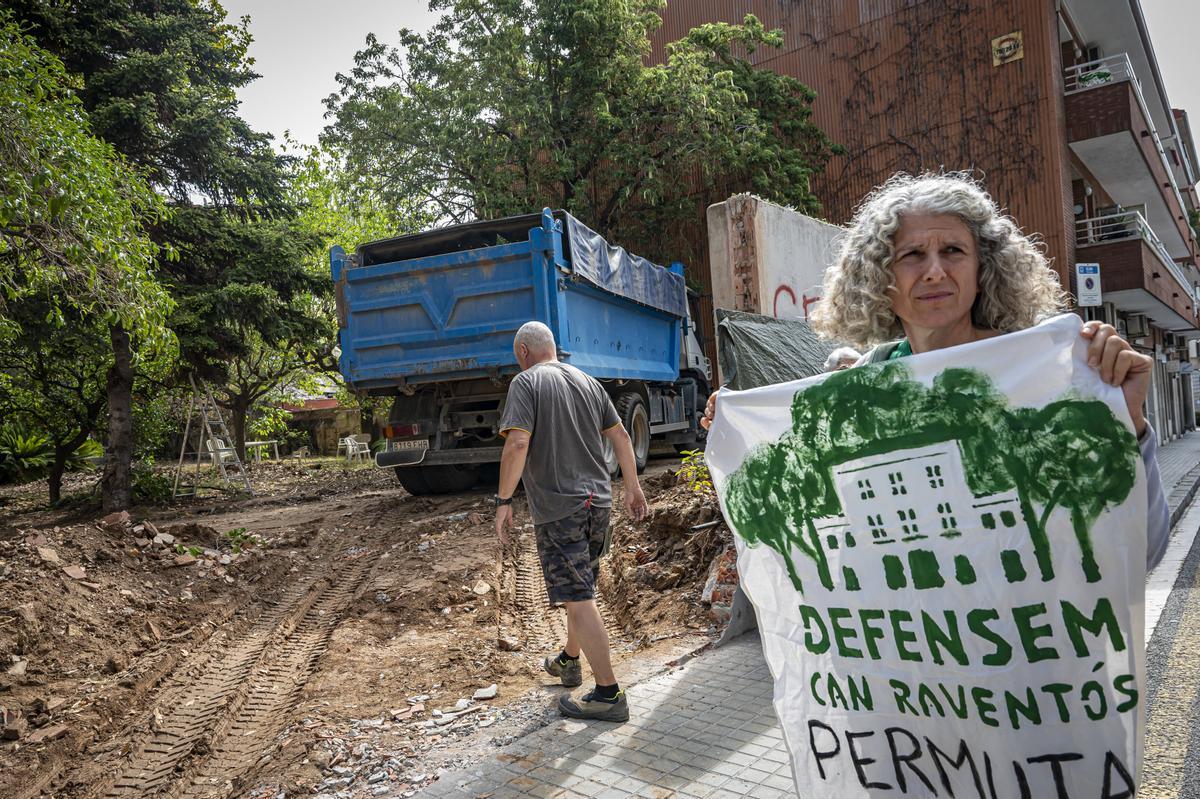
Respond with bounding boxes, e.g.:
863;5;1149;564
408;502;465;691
0;455;728;798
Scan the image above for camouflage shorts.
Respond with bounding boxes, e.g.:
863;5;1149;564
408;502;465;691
534;504;612;604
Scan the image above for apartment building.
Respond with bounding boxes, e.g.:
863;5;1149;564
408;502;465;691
654;0;1200;440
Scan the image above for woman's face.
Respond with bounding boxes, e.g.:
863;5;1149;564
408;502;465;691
888;213;980;334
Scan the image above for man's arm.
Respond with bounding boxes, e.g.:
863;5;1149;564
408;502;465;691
603;424;648;521
498;428;530;499
495;428;530;543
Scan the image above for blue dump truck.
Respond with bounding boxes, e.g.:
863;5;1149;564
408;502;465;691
331;209;711;495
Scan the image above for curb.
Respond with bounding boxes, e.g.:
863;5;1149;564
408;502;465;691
1169;462;1200;528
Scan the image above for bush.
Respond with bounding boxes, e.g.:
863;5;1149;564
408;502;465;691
65;439;103;472
131;461;174;504
677;449;714;496
0;425;52;482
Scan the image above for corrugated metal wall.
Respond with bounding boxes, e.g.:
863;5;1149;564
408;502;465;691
652;0;1076;300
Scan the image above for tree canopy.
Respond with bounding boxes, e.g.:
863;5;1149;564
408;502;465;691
725;362;1140;594
323;0;839;263
0;16;169;334
9;0;334;507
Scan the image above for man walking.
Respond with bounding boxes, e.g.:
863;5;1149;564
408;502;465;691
495;321;648;722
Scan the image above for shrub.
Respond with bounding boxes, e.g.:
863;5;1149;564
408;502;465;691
131;461;174;504
0;425;52;482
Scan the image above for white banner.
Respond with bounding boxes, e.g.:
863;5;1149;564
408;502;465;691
706;314;1146;798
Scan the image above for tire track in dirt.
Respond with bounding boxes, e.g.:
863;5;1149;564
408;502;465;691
512;530;622;652
96;553;375;799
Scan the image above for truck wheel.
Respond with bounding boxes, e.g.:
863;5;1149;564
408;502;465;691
395;465;479;495
422;464;480;494
394;466;433;495
615;392;650;473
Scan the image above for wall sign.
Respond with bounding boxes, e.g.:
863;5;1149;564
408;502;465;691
992;30;1025;66
1076;262;1102;306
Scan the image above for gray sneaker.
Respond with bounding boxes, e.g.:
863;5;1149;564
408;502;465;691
558;688;629;722
543;653;582;687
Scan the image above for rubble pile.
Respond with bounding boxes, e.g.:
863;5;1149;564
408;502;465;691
264;685;509;799
601;470;730;632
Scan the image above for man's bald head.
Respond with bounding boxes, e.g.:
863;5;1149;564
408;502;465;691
514;321;557;370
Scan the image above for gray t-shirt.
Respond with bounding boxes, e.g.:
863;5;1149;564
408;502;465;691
499;362;620;524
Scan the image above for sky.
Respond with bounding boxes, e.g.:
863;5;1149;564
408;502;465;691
226;1;1200;156
222;0;439;146
1141;0;1200;142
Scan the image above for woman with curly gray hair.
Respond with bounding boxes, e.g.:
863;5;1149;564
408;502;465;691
812;172;1068;355
705;172;1169;569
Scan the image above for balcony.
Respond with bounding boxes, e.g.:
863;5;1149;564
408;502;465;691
1064;54;1195;263
1076;211;1198;332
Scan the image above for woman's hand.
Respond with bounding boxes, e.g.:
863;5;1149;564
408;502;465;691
1081;321;1153;437
700;389;719;431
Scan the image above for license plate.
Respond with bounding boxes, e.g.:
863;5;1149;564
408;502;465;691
391;439;429;451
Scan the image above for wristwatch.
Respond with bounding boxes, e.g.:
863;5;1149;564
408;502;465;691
494;495;513;507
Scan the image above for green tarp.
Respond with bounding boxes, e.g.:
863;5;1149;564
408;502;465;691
715;309;836;390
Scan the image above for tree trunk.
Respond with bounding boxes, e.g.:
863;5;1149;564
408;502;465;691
101;325;134;512
48;447;68;506
228;400;249;460
806;519;834;591
1016;489;1053;582
51;429;95;506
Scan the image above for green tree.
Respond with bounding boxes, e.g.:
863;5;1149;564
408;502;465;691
726;436;833;594
323;0;838;263
0;16;168;329
11;0;327;509
214;330;320;456
725;363;1140;594
0;17;172;506
0;309;108;503
1023;400;1141;583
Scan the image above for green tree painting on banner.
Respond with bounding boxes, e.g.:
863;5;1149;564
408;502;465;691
723;362;1140;595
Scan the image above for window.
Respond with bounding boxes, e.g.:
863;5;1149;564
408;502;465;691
857;478;875;500
868;513;887;540
926;464;945;488
937;502;957;530
1000;510;1017;528
888;471;908;496
982;512;996;530
897;508;919;536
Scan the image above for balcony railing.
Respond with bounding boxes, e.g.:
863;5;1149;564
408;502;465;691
1064;54;1189;232
1076;210;1195;307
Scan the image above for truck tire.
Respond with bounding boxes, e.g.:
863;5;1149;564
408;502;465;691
394;464;479;495
615;392;650;473
394;466;433;495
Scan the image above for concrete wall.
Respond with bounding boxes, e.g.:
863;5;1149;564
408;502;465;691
707;194;844;321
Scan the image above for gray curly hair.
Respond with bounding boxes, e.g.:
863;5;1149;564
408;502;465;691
810;172;1067;350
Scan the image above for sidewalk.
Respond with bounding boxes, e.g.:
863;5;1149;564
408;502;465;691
416;431;1200;799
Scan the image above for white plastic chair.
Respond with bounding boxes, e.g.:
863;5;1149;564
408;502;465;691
348;433;372;462
204;437;236;464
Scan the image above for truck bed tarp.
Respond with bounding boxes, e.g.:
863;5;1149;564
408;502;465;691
561;213;686;318
715;309;836;391
355;210;686;318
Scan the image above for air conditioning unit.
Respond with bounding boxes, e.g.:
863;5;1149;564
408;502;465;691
1126;314;1150;338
